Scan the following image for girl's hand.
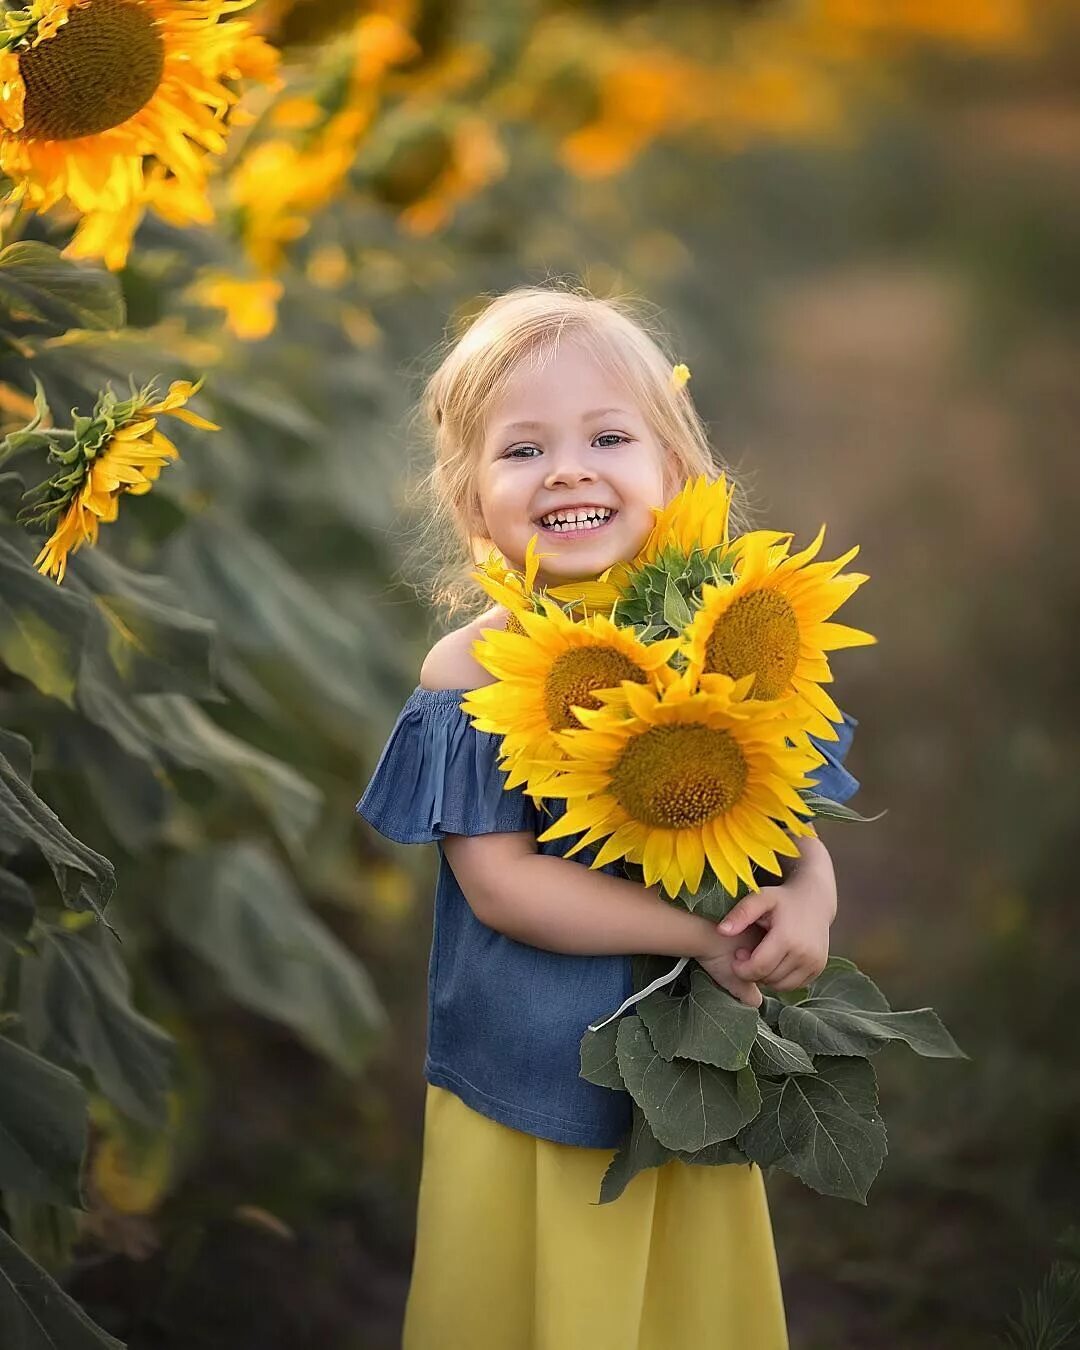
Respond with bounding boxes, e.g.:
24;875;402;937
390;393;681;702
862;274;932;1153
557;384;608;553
693;921;768;1008
717;868;835;993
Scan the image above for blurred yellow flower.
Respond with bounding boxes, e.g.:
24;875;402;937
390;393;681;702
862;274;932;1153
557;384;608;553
188;273;284;341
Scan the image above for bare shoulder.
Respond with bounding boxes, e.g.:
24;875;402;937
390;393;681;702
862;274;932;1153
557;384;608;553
419;606;509;691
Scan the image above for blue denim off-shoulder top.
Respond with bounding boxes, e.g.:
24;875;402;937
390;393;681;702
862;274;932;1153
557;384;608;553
355;684;859;1149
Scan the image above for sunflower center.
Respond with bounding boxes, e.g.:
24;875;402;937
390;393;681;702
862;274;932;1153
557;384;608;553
504;610;527;637
611;723;748;829
18;0;166;141
705;588;800;700
543;646;646;731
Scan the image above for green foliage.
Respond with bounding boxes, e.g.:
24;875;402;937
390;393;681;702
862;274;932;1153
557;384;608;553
0;1224;125;1349
585;955;964;1204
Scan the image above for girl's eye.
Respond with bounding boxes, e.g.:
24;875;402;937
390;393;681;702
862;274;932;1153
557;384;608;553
504;434;628;459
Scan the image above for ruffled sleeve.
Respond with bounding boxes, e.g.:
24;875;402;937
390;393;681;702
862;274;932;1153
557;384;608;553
806;711;860;805
355;686;540;844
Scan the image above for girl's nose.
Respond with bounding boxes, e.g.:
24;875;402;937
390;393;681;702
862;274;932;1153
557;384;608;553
544;455;597;490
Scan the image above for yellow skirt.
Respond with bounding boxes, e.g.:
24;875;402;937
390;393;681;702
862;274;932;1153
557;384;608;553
403;1083;789;1350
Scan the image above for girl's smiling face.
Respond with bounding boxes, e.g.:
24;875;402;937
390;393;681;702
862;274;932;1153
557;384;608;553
474;339;673;586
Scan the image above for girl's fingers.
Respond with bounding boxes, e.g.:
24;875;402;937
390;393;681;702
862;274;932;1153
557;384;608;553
718;889;779;937
731;930;786;982
761;954;803;990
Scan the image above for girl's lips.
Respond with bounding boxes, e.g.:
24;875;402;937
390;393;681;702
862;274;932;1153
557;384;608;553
536;510;618;540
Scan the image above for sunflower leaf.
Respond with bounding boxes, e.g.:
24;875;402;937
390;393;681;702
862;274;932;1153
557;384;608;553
637;967;759;1069
579;1018;624;1090
737;1057;887;1203
18;924;176;1129
749;1019;818;1077
0;1033;88;1207
778;999;967;1060
0;745;116;925
803;793;884;823
0;865;35;942
160;842;386;1076
0;532;89;707
0;1223;125;1349
599;1102;677;1203
0;241;124;334
615;1015;760;1152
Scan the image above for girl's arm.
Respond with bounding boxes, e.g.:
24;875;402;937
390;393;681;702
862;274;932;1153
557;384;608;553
442;831;762;1005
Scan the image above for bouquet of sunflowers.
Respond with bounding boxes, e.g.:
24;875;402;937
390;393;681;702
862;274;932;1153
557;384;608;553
462;476;964;1205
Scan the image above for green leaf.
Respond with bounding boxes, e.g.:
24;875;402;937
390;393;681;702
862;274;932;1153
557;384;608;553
135;694;321;861
0;748;116;924
808;958;891;1011
57;719;167;852
615;1015;760;1152
599;1103;676;1204
661;571;693;631
160;843;386;1076
0;726;33;784
0;1224;126;1349
0;242;124;333
0;1033;87;1206
678;873;743;921
778;998;966;1060
579;1018;624;1090
68;551;217;699
738;1057;887;1203
0;534;89;707
637;967;759;1069
18;925;175;1129
161;515;394;744
802;793;884;823
749;1020;817;1077
0;866;35;941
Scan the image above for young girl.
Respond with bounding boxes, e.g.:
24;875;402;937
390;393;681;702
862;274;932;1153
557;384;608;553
356;285;859;1350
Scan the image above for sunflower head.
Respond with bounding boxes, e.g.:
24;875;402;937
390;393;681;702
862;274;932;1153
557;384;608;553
13;375;219;582
682;525;875;740
0;0;280;268
635;473;736;568
533;668;823;900
460;598;681;794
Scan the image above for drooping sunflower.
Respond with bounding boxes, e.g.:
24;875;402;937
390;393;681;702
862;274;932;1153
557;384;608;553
21;378;218;583
533;670;822;900
471;532;552;634
682;525;875;741
0;0;280;269
461;598;681;791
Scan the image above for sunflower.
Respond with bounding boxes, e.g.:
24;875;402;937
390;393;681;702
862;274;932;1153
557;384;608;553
23;378;218;583
547;474;743;614
682;525;875;741
533;670;822;900
638;473;735;566
0;0;280;269
461;598;680;791
471;532;552;634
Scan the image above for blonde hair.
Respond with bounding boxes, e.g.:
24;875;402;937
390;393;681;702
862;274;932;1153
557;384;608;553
401;280;747;627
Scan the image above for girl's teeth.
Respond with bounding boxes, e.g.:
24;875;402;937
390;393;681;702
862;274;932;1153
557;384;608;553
541;510;612;531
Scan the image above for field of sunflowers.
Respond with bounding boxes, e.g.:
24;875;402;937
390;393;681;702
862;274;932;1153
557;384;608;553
0;2;1077;1346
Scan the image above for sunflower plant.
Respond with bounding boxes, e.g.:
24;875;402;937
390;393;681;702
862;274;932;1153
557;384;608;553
462;473;964;1204
1;373;218;582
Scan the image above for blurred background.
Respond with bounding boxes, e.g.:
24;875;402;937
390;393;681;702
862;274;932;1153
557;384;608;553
0;1;1077;1346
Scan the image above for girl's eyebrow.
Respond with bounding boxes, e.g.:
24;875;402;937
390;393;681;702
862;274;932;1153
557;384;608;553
499;407;632;433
